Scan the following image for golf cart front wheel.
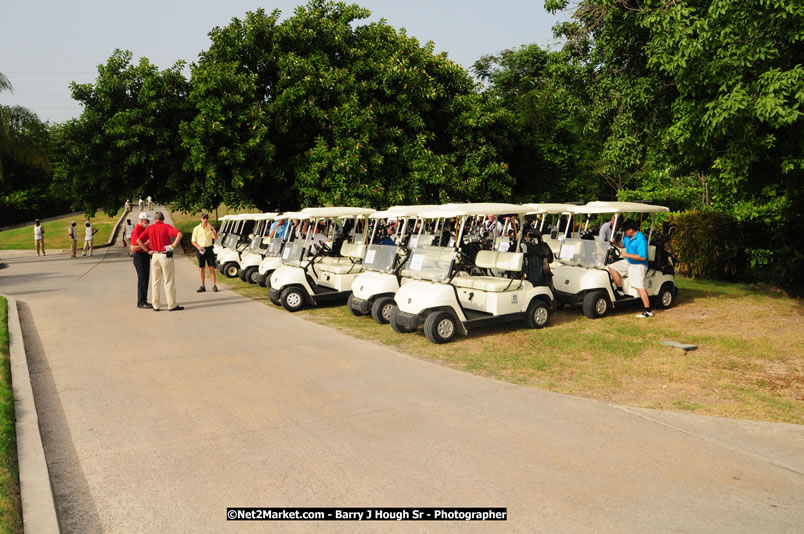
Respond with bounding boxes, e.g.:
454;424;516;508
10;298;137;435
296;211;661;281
583;291;609;319
390;306;417;334
424;312;457;344
525;299;551;329
280;287;306;312
371;297;396;325
244;267;259;284
347;294;365;316
655;283;675;309
223;262;239;278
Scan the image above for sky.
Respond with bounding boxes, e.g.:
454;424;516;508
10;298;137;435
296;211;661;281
0;0;566;124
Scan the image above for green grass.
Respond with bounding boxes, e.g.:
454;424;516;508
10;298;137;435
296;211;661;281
0;298;22;534
0;210;123;250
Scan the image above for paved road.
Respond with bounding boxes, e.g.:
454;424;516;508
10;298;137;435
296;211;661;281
1;211;803;533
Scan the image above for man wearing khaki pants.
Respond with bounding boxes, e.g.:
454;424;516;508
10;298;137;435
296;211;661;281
136;211;184;311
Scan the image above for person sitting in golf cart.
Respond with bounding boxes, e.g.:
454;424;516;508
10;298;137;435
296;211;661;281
608;219;653;318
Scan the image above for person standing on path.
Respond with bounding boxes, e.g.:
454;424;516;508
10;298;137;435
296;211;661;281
191;213;219;293
136;211;184;311
67;221;78;258
138;197;144;210
123;218;133;252
131;213;152;309
147;195;153;210
81;222;98;256
125;199;131;212
34;219;46;256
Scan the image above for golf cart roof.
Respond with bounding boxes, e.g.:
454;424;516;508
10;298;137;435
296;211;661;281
251;213;278;221
432;203;531;217
523;203;577;214
572;201;669;214
299;207;376;218
275;211;308;221
370;205;441;218
229;213;264;220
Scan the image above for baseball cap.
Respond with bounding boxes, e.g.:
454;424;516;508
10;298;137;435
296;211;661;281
201;213;209;219
138;212;150;220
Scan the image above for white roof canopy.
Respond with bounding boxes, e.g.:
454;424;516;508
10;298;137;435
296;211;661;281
299;207;376;218
572;201;669;215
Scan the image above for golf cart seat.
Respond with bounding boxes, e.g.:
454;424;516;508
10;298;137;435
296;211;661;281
340;242;367;260
452;251;524;292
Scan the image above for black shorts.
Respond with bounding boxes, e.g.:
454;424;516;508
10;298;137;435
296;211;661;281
197;248;216;268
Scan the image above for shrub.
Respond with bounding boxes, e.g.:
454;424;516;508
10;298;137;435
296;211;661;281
670;209;742;280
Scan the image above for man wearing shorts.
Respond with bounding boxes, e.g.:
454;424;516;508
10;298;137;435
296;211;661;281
608;219;653;318
191;213;218;293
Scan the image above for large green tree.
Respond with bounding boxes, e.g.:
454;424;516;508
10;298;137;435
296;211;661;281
53;51;195;215
473;44;604;202
182;0;514;211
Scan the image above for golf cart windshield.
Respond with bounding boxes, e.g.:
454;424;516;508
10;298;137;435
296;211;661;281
404;246;457;282
558;238;610;268
266;236;284;256
363;244;398;273
281;240;307;265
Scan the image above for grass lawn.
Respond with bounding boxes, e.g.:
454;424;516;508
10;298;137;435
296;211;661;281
214;259;804;424
0;211;123;251
0;298;22;534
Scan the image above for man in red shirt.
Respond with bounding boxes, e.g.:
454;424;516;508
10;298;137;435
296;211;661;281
130;212;152;309
136;211;184;311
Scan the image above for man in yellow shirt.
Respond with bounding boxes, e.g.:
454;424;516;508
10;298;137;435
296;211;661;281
191;213;219;292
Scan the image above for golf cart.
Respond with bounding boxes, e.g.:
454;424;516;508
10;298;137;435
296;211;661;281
212;215;235;258
253;212;305;287
390;203;556;344
268;207;376;312
347;205;442;324
216;213;267;279
235;213;278;283
551;201;677;318
523;203;577;259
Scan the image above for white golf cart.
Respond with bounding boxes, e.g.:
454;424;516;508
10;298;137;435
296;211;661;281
551;201;677;318
390;203;556;344
216;213;263;278
268;207;375;312
253;212;305;287
523;203;577;259
212;215;235;258
348;205;442;324
235;213;278;283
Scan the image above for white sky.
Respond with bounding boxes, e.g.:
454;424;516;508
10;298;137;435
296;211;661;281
0;1;565;124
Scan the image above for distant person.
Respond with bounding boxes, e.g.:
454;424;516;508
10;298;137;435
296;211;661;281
598;216;619;243
67;221;78;258
138;197;144;211
147;195;153;210
131;213;152;309
125;199;131;212
81;222;98;256
136;211;183;311
608;219;653;318
34;219;45;256
191;213;219;293
123;218;133;252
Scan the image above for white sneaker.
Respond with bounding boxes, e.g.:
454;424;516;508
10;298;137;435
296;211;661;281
636;310;654;318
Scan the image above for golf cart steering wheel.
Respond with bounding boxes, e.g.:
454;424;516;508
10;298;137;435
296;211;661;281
317;242;332;256
607;245;622;264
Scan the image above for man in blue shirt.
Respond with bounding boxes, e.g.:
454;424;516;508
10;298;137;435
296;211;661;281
608;219;653;318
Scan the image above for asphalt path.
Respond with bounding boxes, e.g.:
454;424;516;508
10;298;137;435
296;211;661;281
1;210;802;533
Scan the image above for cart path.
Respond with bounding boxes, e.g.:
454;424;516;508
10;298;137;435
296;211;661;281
1;210;802;533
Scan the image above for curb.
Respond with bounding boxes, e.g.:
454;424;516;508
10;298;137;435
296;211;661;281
5;296;60;533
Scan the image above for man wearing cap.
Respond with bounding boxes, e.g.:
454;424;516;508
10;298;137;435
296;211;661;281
67;221;78;258
191;213;219;293
131;212;152;309
136;211;183;311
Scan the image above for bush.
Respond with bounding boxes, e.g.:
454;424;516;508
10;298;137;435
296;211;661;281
670;209;743;280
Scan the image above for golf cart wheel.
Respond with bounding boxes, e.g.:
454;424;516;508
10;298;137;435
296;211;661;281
347;294;365;316
390;306;416;334
371;297;396;325
525;299;551;329
223;262;239;278
424;312;457;344
655;283;675;309
269;292;281;306
238;268;248;282
245;267;259;284
583;291;609;319
257;275;267;288
280;287;306;312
